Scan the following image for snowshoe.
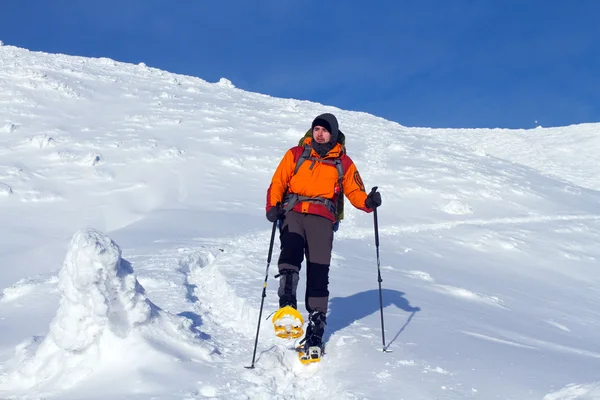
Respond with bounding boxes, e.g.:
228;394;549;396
272;305;304;339
297;344;323;364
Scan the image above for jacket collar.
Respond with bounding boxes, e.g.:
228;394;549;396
302;137;343;159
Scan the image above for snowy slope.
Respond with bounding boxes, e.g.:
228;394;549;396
1;43;599;400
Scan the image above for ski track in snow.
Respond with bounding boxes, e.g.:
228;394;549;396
398;269;508;309
339;213;600;239
178;237;359;399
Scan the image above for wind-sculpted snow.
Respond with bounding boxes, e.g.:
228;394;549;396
0;229;213;393
52;229;153;349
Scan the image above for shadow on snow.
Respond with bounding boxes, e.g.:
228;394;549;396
326;288;420;349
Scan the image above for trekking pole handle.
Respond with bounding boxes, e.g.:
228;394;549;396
370;187;379;248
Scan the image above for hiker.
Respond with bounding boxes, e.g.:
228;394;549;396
265;112;382;359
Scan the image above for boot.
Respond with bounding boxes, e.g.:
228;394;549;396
303;311;326;352
298;311;326;363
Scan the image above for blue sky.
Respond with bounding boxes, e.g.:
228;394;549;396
1;1;598;129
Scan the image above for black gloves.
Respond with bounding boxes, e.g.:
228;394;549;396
365;191;382;209
266;205;281;222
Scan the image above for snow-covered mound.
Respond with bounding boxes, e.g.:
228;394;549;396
0;229;212;393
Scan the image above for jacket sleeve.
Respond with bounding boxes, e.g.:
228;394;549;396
342;161;372;213
266;149;295;210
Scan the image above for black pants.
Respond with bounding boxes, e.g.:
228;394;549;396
277;211;333;314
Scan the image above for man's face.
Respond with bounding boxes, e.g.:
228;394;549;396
313;126;331;144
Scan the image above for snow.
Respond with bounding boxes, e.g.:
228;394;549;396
0;43;599;399
0;228;213;395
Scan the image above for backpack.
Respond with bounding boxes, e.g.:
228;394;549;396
293;129;346;223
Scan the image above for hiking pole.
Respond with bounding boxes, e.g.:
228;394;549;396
370;186;390;352
245;208;279;369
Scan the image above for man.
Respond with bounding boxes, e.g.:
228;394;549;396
265;112;382;360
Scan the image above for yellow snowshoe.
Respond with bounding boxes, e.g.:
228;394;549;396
297;345;323;364
272;306;304;339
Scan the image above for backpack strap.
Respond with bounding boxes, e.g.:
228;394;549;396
282;193;337;214
293;145;313;175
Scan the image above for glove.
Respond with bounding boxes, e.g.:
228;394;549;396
266;205;281;222
365;191;382;209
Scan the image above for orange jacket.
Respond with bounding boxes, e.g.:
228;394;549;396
266;137;372;222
